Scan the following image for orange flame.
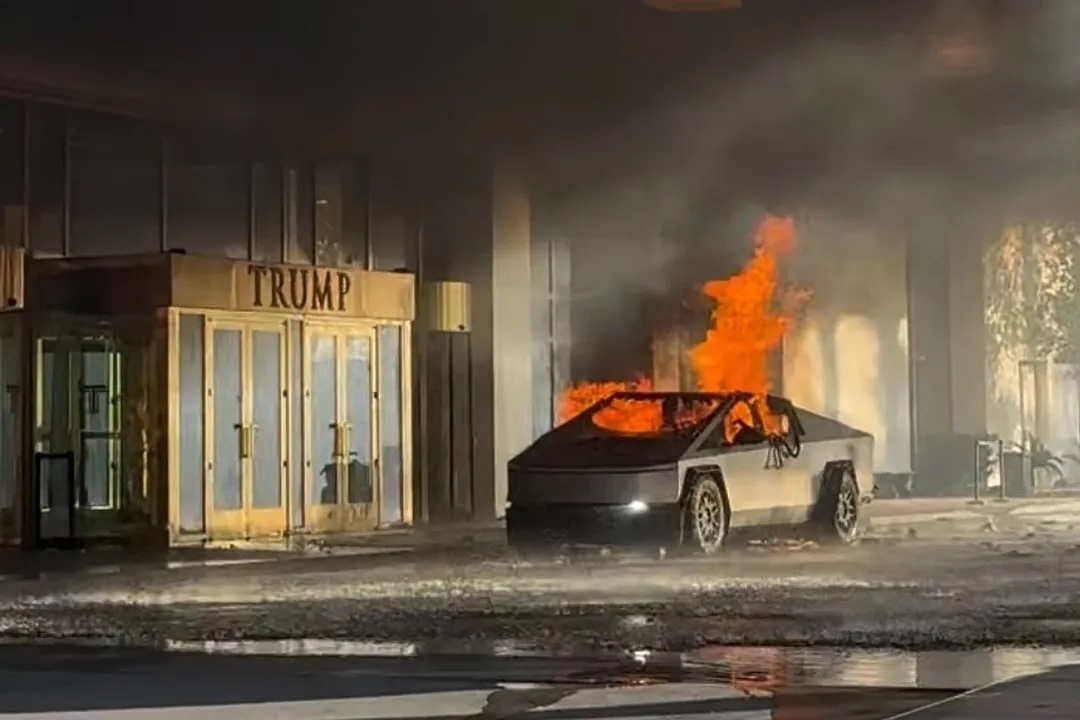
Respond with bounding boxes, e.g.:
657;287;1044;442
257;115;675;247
557;378;657;433
557;214;809;438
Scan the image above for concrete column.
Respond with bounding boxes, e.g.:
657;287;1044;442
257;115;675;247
948;234;988;435
487;160;533;519
651;328;684;391
908;229;953;442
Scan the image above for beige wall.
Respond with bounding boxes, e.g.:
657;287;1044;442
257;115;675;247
782;214;912;474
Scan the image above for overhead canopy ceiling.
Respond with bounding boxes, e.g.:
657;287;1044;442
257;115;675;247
0;0;1062;159
642;0;743;10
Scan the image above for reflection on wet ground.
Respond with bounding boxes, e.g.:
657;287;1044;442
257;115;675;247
2;640;1077;718
160;639;1080;691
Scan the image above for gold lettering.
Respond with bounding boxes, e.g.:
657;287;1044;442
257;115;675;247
312;271;334;310
336;272;352;312
269;268;287;308
246;263;353;313
288;268;308;309
248;265;268;307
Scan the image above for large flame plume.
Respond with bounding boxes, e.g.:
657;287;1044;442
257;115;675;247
558;214;809;437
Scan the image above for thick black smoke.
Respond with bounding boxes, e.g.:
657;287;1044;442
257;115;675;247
528;0;1080;378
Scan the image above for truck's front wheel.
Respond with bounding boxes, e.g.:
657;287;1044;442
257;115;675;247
684;476;729;554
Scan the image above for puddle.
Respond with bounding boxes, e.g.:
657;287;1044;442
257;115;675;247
159;638;1080;691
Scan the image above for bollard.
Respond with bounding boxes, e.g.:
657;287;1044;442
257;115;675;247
970;440;984;505
995;437;1007;502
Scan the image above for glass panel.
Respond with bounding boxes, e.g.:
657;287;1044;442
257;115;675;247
37;454;74;540
377;325;403;525
27;104;64;257
113;318;160;528
315;164;344;267
315;162;367;267
167;136;249;258
251;330;282;509
80;345;118;508
42;340;73;510
69;112;161;256
310;333;338;505
252;161;283;263
345;335;373;505
0;334;18;512
178;314;205;532
285;165;315;264
0;98;24;248
369;162;410;271
212;329;242;510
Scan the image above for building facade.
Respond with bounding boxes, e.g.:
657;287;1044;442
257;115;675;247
0;95;432;548
0;1;1047;550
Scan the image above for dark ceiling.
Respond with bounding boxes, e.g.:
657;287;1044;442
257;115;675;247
0;0;1069;165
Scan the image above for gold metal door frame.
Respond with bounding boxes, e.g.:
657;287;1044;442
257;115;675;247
304;319;379;535
204;313;289;541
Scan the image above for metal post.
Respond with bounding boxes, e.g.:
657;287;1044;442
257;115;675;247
996;437;1007;502
969;439;983;505
64;450;75;542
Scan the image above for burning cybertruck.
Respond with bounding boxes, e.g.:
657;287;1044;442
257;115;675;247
506;391;874;554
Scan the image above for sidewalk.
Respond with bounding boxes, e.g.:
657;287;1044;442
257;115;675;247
0;496;1075;582
0;522;505;581
899;663;1080;718
865;494;1080;529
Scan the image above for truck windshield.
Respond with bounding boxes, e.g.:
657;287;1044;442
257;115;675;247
584;394;720;437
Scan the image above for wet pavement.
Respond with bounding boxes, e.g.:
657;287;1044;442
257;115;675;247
0;642;1076;718
1;500;1080;715
5;536;1080;649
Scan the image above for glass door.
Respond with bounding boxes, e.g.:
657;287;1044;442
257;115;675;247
206;318;287;540
343;330;376;528
305;322;378;534
37;334;124;541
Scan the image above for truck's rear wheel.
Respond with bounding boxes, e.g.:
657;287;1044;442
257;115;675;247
684;476;729;554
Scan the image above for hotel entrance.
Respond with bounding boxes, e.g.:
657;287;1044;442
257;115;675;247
21;252;414;548
204;315;288;541
22;310;165;548
38;332;124;542
306;321;378;534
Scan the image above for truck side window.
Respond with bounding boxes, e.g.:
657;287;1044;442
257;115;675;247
699;399;768;449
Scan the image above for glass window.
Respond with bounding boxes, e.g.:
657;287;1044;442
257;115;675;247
26;104;64;257
0;98;24;248
252;161;282;263
166;135;249;258
370;162;411;271
284;163;315;264
69;111;161;256
315;161;368;268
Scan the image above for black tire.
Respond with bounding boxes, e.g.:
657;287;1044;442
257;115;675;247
683;475;729;554
816;466;861;545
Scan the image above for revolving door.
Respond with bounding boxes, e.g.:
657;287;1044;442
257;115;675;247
33;317;162;546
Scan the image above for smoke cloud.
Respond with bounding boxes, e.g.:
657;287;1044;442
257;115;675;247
530;0;1080;377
